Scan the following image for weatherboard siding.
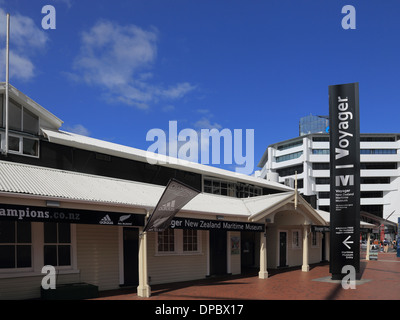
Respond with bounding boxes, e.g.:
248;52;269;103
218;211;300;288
147;231;208;285
76;224;120;291
0;273;80;300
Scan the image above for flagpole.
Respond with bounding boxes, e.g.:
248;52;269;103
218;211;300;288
294;171;298;209
4;13;10;155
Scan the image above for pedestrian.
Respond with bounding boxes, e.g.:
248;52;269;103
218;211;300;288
384;239;389;253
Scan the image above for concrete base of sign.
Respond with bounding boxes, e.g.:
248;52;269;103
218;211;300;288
312;276;371;285
258;271;269;279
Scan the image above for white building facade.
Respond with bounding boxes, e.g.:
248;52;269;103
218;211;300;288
257;133;400;226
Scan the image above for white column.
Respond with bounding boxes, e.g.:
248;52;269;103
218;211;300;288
302;224;310;272
259;227;268;279
365;232;371;261
137;228;151;298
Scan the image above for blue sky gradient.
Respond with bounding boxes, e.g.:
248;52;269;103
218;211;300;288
1;0;399;173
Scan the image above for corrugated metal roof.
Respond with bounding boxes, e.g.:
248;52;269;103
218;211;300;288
0;161;329;223
0;160;163;208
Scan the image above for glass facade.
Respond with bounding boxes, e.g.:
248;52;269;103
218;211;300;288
299;115;329;136
203;177;262;198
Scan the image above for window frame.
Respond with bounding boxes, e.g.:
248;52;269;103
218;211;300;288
291;229;301;249
2;132;40;158
43;222;72;269
155;229;202;256
0;222;78;278
311;230;319;248
0;221;33;272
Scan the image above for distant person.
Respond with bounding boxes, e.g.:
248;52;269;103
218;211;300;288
383;239;389;253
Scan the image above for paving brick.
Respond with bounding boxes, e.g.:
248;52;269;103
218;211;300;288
94;252;400;300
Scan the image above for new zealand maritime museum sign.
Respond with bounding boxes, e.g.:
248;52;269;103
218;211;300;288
328;82;361;280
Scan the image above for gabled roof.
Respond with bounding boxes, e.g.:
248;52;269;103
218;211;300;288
247;192;327;226
0;83;63;130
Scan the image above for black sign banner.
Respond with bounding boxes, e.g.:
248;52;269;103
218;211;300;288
170;217;265;232
311;225;330;233
0;203;145;227
143;179;200;232
329;82;360;279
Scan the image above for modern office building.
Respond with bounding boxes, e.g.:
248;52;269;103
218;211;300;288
256;132;400;238
1;84;347;300
299;114;329;136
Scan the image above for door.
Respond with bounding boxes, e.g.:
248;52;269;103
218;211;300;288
279;231;287;267
241;232;255;270
209;230;227;275
123;228;139;286
321;232;326;261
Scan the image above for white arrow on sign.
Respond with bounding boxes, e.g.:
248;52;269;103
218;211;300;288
343;236;354;249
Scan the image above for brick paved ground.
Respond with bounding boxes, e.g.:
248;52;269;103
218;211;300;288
94;252;400;301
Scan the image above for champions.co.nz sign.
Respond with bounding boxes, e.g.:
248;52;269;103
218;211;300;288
0;203;145;227
0;204;264;232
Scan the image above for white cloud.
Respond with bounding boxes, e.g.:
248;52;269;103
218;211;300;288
194;117;223;130
53;0;73;9
72;20;196;109
63;124;91;136
0;9;48;81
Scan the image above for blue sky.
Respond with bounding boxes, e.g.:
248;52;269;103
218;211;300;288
1;0;399;174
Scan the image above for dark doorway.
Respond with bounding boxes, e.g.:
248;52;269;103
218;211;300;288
123;228;139;286
279;231;287;267
241;232;256;272
321;232;326;261
209;230;227;276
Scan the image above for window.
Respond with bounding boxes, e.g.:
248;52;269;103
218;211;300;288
9;100;22;131
23;108;39;135
312;136;330;142
0;221;32;269
311;231;318;247
203;177;262;198
316;177;330;185
277;164;304;177
312;149;330;155
157;229;175;253
361;177;390;184
360;162;397;170
360;136;396;142
8;99;39;135
312;163;330;170
292;230;301;249
277;140;303;151
361;191;383;198
183;229;198;252
318;192;330;199
6;134;39;157
156;229;202;255
360;149;397;155
276;151;303;163
44;223;71;267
